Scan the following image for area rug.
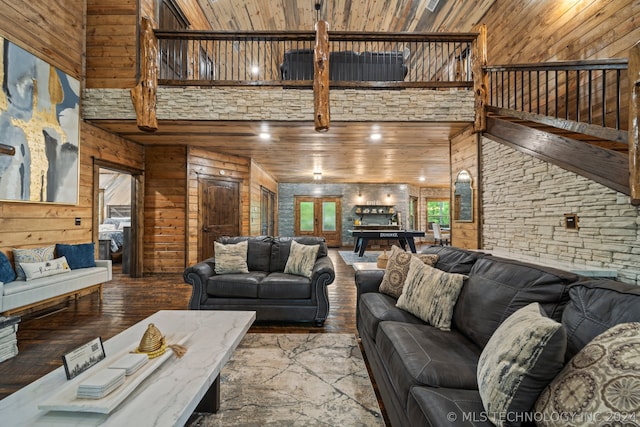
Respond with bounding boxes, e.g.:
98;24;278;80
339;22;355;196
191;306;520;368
338;250;382;265
187;333;384;427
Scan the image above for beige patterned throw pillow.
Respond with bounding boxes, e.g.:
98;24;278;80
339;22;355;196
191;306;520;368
477;303;567;427
284;240;319;278
13;245;56;280
214;240;249;274
379;245;439;299
535;322;640;427
395;255;466;330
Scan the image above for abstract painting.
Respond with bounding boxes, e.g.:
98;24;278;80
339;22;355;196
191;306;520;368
0;36;80;204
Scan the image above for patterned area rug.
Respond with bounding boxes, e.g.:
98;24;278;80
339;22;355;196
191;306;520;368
338;250;382;265
188;334;384;427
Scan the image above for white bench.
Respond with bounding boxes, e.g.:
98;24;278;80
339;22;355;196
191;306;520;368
0;260;112;315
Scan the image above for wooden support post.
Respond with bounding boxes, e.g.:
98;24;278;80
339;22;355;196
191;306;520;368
0;143;15;156
629;41;640;205
130;17;158;132
472;24;488;133
314;20;330;133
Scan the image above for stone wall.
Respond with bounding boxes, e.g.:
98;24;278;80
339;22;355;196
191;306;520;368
482;138;640;285
83;87;474;122
278;183;410;246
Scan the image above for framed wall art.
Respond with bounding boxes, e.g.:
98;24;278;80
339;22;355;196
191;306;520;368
0;36;80;204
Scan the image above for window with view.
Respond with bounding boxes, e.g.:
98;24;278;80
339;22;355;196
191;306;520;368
427;199;450;229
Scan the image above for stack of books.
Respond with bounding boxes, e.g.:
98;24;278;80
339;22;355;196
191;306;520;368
108;353;148;376
77;368;126;399
0;316;20;363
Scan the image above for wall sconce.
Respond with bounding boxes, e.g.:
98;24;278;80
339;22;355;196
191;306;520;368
386;193;391;198
313;172;322;180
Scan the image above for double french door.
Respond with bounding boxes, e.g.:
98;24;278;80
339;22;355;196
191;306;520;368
294;196;342;247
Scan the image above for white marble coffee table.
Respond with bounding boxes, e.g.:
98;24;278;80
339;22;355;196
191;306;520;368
0;310;255;426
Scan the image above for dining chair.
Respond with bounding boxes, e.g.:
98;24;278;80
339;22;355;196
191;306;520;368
432;223;450;246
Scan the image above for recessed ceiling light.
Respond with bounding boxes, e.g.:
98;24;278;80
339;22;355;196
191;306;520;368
259;132;271;140
419;176;426;182
370;133;382;141
251;66;260;75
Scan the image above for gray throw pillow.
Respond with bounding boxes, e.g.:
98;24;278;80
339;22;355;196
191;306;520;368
214;240;249;274
477;303;567;427
395;255;466;331
535;322;640;427
284;240;319;279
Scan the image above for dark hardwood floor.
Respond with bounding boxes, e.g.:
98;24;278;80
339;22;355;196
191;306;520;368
0;247;365;401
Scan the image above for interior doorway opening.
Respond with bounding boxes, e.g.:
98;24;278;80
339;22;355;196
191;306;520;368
94;161;143;277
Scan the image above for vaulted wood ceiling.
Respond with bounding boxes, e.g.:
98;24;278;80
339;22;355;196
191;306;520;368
126;0;494;186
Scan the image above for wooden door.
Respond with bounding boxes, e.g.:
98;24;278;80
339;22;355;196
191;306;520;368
200;178;240;260
294;196;342;247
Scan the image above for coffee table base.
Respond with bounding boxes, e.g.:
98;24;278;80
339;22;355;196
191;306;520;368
195;375;221;413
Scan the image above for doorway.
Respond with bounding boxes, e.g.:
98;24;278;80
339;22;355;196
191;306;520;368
261;186;276;236
294;196;342;247
94;161;143;277
199;177;241;260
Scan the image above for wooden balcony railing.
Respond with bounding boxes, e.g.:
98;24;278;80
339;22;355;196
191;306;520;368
484;59;629;143
153;30;478;89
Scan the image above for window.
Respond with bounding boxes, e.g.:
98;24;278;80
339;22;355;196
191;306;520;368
158;0;190;79
426;199;450;229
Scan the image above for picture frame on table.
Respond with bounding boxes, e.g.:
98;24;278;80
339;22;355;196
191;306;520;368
62;337;106;380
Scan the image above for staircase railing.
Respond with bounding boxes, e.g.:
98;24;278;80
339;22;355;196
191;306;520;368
484;59;629;143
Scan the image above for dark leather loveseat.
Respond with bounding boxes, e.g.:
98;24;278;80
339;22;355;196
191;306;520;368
183;236;335;326
355;245;640;426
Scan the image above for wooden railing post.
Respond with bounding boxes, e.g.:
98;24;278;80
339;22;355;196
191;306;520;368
630;41;640;205
130;17;158;132
314;20;330;132
473;24;488;133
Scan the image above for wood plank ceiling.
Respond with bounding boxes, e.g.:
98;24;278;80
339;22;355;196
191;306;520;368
123;0;494;186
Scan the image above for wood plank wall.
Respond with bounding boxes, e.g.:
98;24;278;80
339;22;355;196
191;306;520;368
483;0;640;63
450;126;480;249
85;0;211;89
143;146;188;273
186;147;251;266
0;123;144;263
0;0;83;78
0;0;145;263
85;0;138;89
249;160;279;236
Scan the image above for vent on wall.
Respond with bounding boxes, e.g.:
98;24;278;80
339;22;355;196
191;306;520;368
426;0;440;12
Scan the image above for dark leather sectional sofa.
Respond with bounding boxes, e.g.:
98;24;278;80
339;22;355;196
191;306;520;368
280;49;408;81
183;236;335;326
355;245;640;426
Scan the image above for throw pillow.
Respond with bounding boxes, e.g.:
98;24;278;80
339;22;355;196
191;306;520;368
415;253;440;267
535;322;640;427
0;251;17;283
379;246;439;298
13;245;55;280
56;243;96;270
395;256;467;331
214;240;249;274
477;303;567;427
21;256;71;280
379;245;413;298
284;240;320;279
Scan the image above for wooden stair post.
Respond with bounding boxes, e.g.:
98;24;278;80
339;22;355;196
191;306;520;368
630;41;640;205
130;17;158;132
473;24;488;133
